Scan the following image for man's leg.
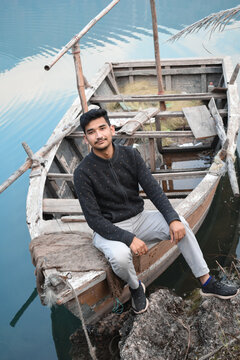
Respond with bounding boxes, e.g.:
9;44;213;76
93;232;139;289
93;216;149;313
132;210;209;278
134;210;238;298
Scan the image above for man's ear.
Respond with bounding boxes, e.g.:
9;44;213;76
84;135;89;144
110;125;115;135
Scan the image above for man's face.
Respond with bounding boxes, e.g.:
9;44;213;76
84;117;115;151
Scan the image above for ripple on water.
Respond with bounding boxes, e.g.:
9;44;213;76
0;46;77;132
0;50;21;73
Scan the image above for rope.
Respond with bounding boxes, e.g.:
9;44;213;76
121;118;144;130
60;275;98;360
112;298;124;314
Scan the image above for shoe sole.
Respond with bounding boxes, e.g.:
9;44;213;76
133;298;149;314
199;288;239;300
132;282;149;314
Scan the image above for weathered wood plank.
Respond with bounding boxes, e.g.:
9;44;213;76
165;66;171;91
90;92;226;104
182;105;217;139
108;109;227;119
112;58;223;68
229;63;240;85
106;70;130;111
68;130;194;139
61;215;86;223
114;66;222;78
201;65;207;92
47;169;207;184
45;178;60;199
118;108;159;135
43;198;82;214
220;57;240;196
153;170;208;180
208;98;226;144
55;154;76;196
149;138;156;172
66;138;84;161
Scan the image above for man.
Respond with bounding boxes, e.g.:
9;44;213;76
74;108;238;314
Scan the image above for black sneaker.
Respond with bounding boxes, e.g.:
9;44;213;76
200;277;239;299
130;281;149;314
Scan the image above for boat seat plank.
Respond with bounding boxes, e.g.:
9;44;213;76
112;59;223;68
47;169;208;183
43;198;83;214
90;92;226;104
114;66;222;78
44;169;207;215
61;215;86;223
68;130;194;139
108;109;227;119
182;105;217;139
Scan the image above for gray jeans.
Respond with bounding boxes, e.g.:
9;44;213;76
93;210;209;289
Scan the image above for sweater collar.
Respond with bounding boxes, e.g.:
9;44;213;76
89;143;119;164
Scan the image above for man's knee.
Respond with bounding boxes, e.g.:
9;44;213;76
107;245;132;269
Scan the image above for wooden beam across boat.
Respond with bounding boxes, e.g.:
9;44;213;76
90;92;226;104
47;169;207;182
111;58;223;68
46;169;207;187
108;109;228;119
114;66;222;78
68;130;195;139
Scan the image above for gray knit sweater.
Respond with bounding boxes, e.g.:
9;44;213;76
74;144;180;246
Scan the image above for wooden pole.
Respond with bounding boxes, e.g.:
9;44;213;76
0;122;77;194
150;0;165;153
0;159;32;194
150;0;165;102
44;0;120;71
72;43;88;113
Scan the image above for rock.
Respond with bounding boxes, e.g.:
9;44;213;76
119;287;240;360
70;308;131;360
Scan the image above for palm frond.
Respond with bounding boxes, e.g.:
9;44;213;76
168;5;240;42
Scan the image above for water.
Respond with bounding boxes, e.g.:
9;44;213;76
1;0;240;359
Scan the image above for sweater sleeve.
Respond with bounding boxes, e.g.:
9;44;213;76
74;167;135;246
134;149;180;224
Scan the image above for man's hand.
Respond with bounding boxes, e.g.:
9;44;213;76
169;220;186;244
130;237;148;256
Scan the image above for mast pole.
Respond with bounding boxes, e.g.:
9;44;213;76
72;43;88;113
150;0;166;154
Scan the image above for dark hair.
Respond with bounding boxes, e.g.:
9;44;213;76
80;108;110;133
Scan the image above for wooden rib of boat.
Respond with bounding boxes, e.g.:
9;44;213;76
26;56;240;324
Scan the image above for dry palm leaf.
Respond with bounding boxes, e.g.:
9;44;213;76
168;5;240;42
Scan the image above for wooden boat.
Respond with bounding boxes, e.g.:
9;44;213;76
26;56;240;324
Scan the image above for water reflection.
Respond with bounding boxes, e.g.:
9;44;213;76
1;0;240;359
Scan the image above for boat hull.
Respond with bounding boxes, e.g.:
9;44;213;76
26;57;239;323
